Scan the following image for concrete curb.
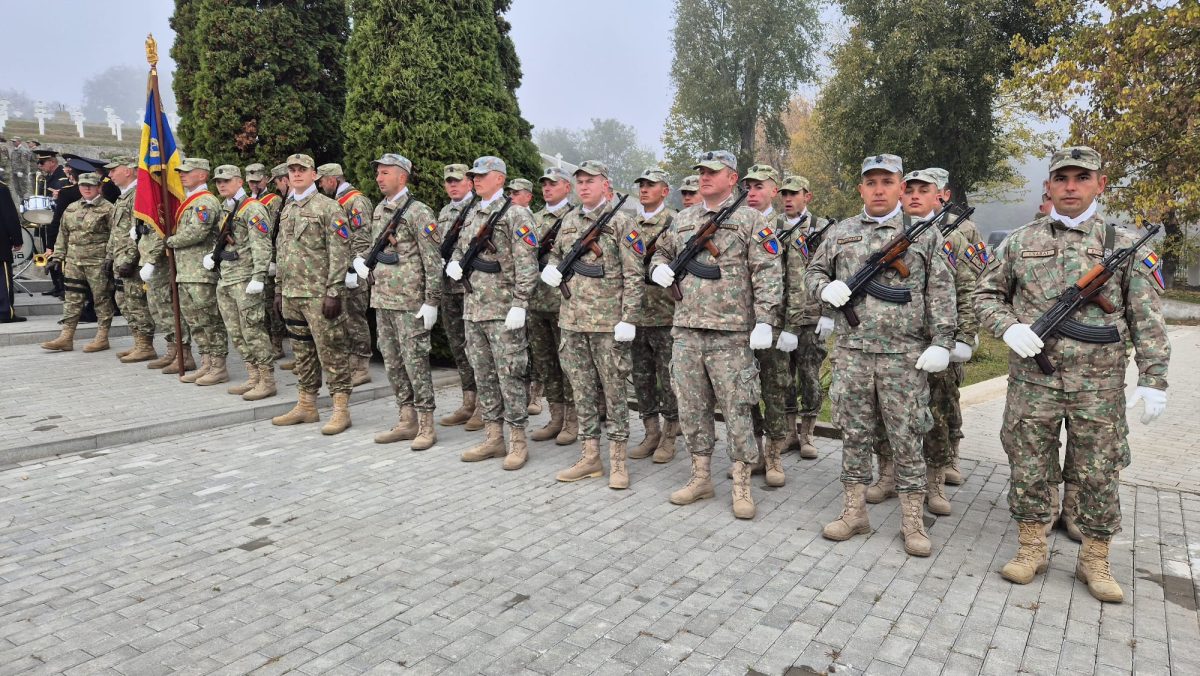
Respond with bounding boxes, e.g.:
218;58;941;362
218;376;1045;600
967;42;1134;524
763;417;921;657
0;319;132;347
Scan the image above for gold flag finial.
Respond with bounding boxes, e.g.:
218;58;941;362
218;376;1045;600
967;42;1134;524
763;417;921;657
146;34;159;66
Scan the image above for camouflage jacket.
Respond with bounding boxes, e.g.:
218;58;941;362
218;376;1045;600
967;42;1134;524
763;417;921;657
277;189;352;299
805;209;957;354
547;197;644;332
973;214;1169;392
335;184;375;258
437;197;475;296
52;197;114;266
649;193;782;332
106;185;140;270
255;191;283;221
451;195;539;322
216;196;273;286
368;193;442;312
166;189;222;284
940;227;979;344
137;225;167;267
529;201;575;315
783;212;829;331
632;206;677;327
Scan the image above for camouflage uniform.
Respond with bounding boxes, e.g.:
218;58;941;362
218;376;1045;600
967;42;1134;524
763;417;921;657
749;207;790;442
783;210;830;418
332;181;375;361
168;185;227;359
630;203;677;423
548;195;644;441
138;219;188;345
529;199;575;407
51;190;115;328
215;191;274;366
255;188;286;343
437;186;477;394
106;179;153;338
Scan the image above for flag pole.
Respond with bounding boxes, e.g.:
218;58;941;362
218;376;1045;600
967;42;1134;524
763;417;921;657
146;34;186;377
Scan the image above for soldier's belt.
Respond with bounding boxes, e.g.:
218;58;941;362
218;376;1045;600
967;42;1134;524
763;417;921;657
218;250;239;261
684;259;721;281
470;258;501;274
862;279;912;304
1055;318;1120;344
282;316;314;342
571;260;604;278
375;251;399;265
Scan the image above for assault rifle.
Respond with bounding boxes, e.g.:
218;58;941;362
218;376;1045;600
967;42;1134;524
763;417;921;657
358;194;416;271
536;203;577;269
798;217;838;257
439;193;481;263
664;190;748;301
210;197;245;273
459;196;513;293
556;194;628;299
1029;223;1161;375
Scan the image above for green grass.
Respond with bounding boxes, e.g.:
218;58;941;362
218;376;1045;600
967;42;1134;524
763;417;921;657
1163;286;1200;305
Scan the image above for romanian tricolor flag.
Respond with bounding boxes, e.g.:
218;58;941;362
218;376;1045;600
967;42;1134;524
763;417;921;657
1143;251;1166;290
133;79;184;238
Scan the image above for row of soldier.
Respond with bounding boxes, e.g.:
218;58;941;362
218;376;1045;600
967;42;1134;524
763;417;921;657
38;144;1169;604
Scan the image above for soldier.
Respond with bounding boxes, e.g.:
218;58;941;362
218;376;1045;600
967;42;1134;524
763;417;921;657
318;163;375;386
628;168;680;463
445;156;539;467
40;173;116;353
102;156;158;363
540;161;643;487
974;146;1170;602
354;153;441;449
779;175;834;459
270;154;355;434
264;162;290;364
649;150;782;519
527;166;578;445
244;163;272;201
138;211;195;375
806;154;956;557
678;174;701;209
206;165;276;400
164;158;229;386
507;178;534;208
436;164;484;431
0;178;22;323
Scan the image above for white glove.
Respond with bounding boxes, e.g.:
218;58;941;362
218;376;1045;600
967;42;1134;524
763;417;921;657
446;260;463;280
540;265;563;287
749;322;773;350
202;253;215;271
776;330;798;352
1002;323;1044;358
345;271;359;289
352;256;370;278
820;280;852;307
651;264;674;288
268;261;277;277
815;316;835;340
415;304;438;330
245;279;264;295
916;345;951;373
139;263;155;281
1127;386;1167;425
129;225;138;240
505;306;526;330
614;321;636;342
949;341;974;363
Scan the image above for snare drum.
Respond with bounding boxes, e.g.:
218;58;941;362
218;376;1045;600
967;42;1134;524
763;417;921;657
21;195;55;224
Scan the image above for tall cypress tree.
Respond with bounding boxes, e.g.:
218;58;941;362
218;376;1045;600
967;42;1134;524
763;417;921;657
170;0;348;166
341;0;542;206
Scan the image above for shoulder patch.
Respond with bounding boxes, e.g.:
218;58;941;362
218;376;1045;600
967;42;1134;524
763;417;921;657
250;214;269;235
195;205;211;223
837;235;862;244
349;206;365;229
792;233;811;258
1141;251;1166;289
333;218;350;239
625;229;645;255
516;223;538;248
754;226;775;242
422;221;438;239
975;241;990;265
1021;249;1055;258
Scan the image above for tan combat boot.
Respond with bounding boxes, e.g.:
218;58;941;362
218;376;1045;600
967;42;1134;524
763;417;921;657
530;402;564;441
120;333;158;363
731;461;756;519
321;392;352;435
461;421;505;461
411;411;437;451
196;356;229;386
556;406;579;445
502;425;528;470
227;364;261;395
82;322;111;353
866;457;898;503
798;415;819;460
628;416;661;460
926;466;951;516
764;437;785;487
464;400;485;432
279;354;295;370
271;334;284;361
40;323;77;351
652;419;680;463
162;347;197;375
556;438;604;482
243;365;277;401
784;413;800;453
148;341;177;369
609;440;629;490
351;355;371;387
823;483;871;541
726;441;764;478
440;390;475;426
900;492;932;557
670;455;716;505
1044;484;1062;538
1000;521;1049;584
116;333;137;359
526;381;543;416
180;354;210;383
376;406;418;444
944;459;964;485
1076;536;1124;603
272;390;319;425
1061;483;1083;541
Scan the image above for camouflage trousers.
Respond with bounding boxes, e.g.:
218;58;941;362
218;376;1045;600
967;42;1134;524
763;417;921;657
345;285;372;359
146;264;189;344
178;282;227;357
831;349;931;493
216;283;272;366
464;318;528;427
527;309;572;405
560;330;631;441
751;335;791;440
671;327;760;464
440;291;476;392
281;296;351;395
788;324;828;417
948;362;965;448
920;367;961;469
61;262;115;327
631;325;677;421
377;309;434;412
1001;380;1128;539
263;275;284;340
114;276;153;336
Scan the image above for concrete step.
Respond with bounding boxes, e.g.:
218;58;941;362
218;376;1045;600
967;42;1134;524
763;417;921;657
0;314;130;346
12;277;55;293
14;293;63;316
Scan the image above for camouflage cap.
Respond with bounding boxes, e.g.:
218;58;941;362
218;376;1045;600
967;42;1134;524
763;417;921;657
693;150;737;172
507;178;533;193
244;163;267;180
902;168;943;188
213;164;242;180
679;175;700;193
103;155;137;170
372;153;413;174
743;164;781;185
443;163;469;181
77;172;101;186
285;153;315;169
270;163;289;179
779;174;811;193
861;153;903;175
466;155;506;176
539;166;572;183
575;160;609;178
316;162;344;178
1050;146;1102;173
176;157;211;173
634;168;670;186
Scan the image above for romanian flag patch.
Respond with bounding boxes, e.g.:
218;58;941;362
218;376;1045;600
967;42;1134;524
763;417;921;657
251;214;268;234
333;218;350;239
195;205;211;223
422;222;437;238
942;240;957;268
350;207;364;228
794;233;810;258
625;229;645;255
755;227;780;254
976;241;990;265
964;243;978;261
1143;251;1166;289
516;224;538;248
